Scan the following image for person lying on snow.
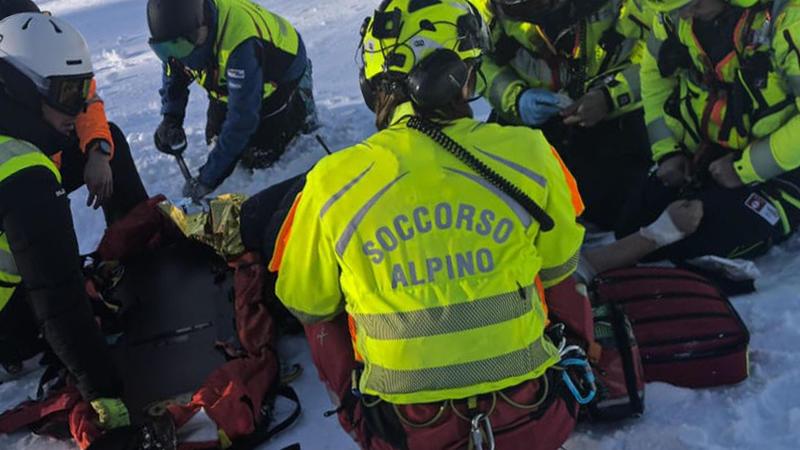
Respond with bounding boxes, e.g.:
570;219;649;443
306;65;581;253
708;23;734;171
615;0;800;261
268;0;588;448
147;0;318;203
0;13;141;431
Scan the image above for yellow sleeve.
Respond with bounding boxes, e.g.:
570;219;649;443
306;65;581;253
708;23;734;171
735;3;800;184
472;1;529;124
535;144;586;288
274;165;345;324
603;0;654;114
641;15;682;162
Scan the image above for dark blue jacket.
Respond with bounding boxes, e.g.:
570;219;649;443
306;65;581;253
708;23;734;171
158;0;307;188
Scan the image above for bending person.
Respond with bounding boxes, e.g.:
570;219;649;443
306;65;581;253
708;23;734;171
147;0;317;201
470;0;655;229
271;1;585;449
616;0;800;260
0;14;129;429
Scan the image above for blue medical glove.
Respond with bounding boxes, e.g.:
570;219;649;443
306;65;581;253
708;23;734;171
518;88;563;126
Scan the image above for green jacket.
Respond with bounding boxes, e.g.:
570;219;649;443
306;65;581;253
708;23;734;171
472;0;653;124
642;0;800;184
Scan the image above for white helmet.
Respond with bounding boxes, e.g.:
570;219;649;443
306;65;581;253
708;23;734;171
0;13;93;115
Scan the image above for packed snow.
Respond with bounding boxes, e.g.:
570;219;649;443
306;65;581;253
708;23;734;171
1;1;799;449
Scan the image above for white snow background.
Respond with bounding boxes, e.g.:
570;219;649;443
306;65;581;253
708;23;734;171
1;0;799;449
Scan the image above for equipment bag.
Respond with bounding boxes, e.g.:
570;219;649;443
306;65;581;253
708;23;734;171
591;267;750;388
0;196;301;449
585;304;645;422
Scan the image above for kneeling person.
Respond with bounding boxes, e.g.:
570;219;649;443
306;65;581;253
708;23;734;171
617;0;800;260
0;13;130;429
147;0;317;201
272;1;585;448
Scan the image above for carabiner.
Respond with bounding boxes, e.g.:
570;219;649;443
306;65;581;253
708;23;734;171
558;356;597;405
469;413;495;450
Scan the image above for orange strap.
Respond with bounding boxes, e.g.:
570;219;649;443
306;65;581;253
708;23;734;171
549;146;584;216
348;315;364;362
535;276;549;324
268;192;302;272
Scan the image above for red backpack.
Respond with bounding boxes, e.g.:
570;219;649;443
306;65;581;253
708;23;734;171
0;196;300;449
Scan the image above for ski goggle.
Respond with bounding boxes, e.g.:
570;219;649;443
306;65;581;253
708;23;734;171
43;74;93;116
148;36;197;63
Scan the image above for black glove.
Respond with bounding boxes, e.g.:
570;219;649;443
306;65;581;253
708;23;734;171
154;115;187;155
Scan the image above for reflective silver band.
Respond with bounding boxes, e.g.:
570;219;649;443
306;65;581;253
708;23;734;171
749;138;785;181
620;65;642;102
647;117;674;144
286;302;344;325
444;167;532;227
538;250;580;284
320;163;374;218
475;147;547;188
0;139;40;166
364;335;557;395
488;68;523;114
336;172;409;256
354;285;535;341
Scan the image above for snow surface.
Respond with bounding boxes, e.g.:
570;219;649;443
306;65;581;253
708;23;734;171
1;0;800;449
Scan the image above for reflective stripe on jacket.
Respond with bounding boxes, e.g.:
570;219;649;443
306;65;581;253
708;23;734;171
191;0;300;103
0;135;61;311
473;0;653;123
642;0;800;184
273;102;585;404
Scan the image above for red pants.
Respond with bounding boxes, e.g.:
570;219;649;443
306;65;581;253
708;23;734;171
304;315;577;450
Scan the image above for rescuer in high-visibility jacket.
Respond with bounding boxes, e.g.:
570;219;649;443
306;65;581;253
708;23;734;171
470;0;655;229
0;14;130;429
616;0;800;260
147;0;318;201
272;1;585;448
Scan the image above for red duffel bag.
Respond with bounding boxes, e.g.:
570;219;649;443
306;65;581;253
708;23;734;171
591;267;750;388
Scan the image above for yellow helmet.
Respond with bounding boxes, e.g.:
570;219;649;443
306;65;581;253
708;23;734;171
645;0;760;13
359;0;488;110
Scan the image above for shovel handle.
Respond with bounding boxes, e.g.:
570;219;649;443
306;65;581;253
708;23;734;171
175;154;194;182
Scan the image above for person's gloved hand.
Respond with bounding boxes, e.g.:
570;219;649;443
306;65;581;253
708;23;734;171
182;178;213;203
154;115;187;155
90;398;130;430
518;88;563;126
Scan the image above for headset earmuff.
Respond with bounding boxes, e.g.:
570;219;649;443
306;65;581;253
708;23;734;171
406;48;468;109
359;66;378;112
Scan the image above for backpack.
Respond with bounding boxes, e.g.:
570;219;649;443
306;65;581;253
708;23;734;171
0;196;301;449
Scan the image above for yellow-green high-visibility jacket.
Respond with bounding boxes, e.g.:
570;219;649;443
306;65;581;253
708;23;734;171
643;0;800;184
471;0;653;124
189;0;300;103
0;136;61;312
273;102;585;404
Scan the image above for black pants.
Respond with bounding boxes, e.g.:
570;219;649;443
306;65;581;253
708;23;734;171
240;173;307;259
205;79;311;170
60;122;148;224
615;171;800;261
540;110;652;230
0;286;42;368
0;166;122;398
